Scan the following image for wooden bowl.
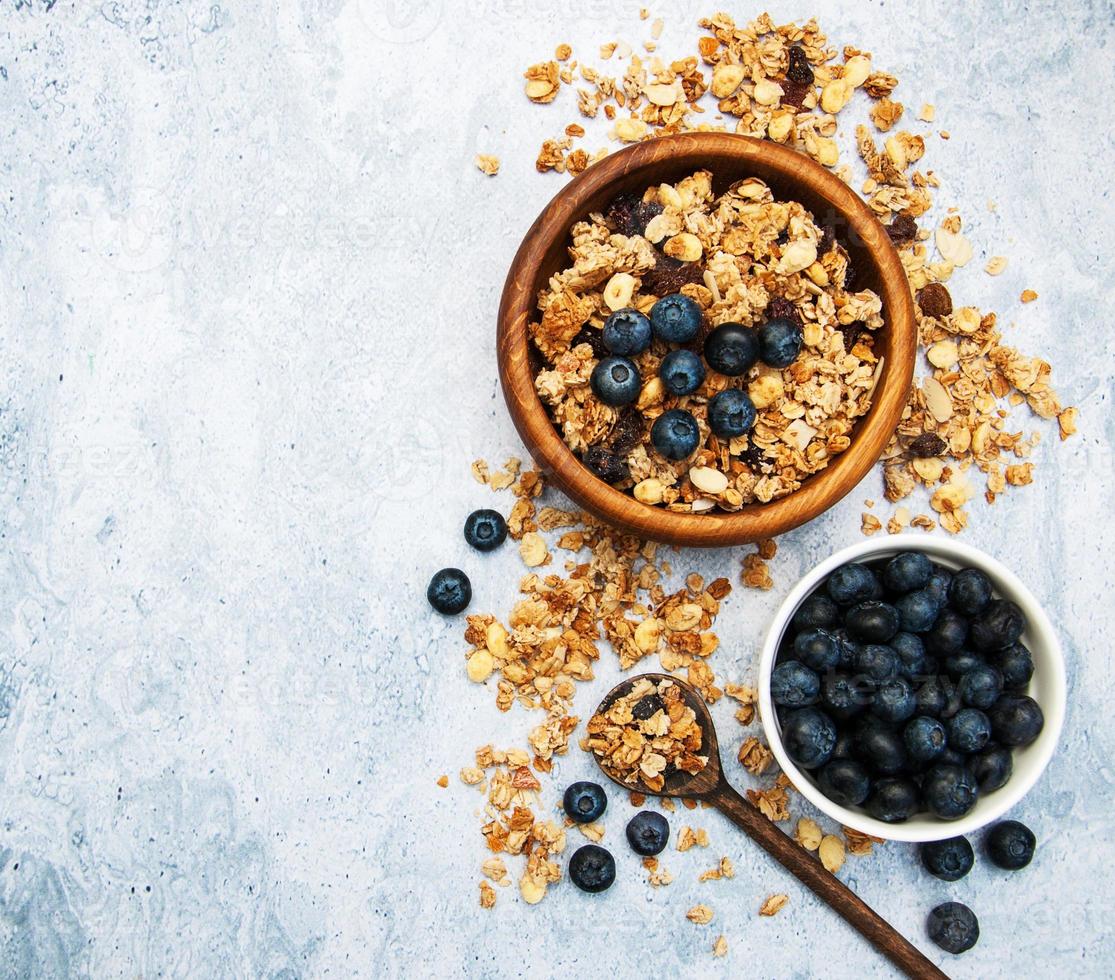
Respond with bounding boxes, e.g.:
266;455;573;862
497;132;916;547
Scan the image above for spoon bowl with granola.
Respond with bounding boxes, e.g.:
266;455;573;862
498;133;916;546
588;673;944;978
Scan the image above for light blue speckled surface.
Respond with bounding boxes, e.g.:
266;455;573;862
1;1;1113;977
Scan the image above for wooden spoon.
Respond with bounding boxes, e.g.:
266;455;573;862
590;673;947;980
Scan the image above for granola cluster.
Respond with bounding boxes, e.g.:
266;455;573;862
583;676;707;792
531;171;885;512
521;10;1076;535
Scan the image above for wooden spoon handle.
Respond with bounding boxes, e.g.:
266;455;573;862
707;782;948;980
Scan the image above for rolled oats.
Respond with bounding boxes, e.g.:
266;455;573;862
687;903;715;925
475;154;500;176
712;935;729;957
759;894;789;917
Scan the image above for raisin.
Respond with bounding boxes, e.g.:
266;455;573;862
918;283;953;318
843;250;860;290
737;443;769;472
632;694;664;720
642;254;705;296
886;213;918;246
605;192;663;237
780;78;812;111
571;323;608;358
786;46;814;85
908;433;948;457
818;222;837;255
767;296;802;326
584;446;629;484
839;321;869;352
609;407;644;455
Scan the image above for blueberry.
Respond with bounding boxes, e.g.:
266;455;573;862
427;568;471;614
923;764;979;819
831;730;857;760
866;777;920;823
831;628;859;670
990;642;1034;691
914;676;951;718
855;719;907;775
927;902;979;954
821;673;870;720
563;781;607;824
871;676;916;723
650;409;700;460
853;644;899;682
987;694;1044;746
966;744;1013;792
463;509;508;552
794;628;841;672
703;322;759;375
985;819;1036;870
925;564;954;608
943;650;983;680
948;567;994;616
846;601;900;643
568;844;616;892
891;632;932;678
792;593;840;632
958;665;1003;709
659;349;706;396
591;356;642;406
770;660;820;708
816;758;872;807
625;810;670;856
602;308;652;355
920;836;974;881
882;552;933;594
925;608;968;656
827;563;880;606
895;590;940;633
707;388;756;438
904;716;947;765
757;316;803;367
970;599;1025;651
649;293;702;343
945;708;991;754
781;707;837;769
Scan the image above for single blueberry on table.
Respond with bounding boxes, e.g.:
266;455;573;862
855;718;908;775
427;568;471;615
987;693;1044;746
871;676;917;723
846;601;900;643
945;708;992;754
925;608;969;656
920;836;974;882
792;593;840;632
563;781;607;824
821;673;869;720
991;642;1034;691
568;844;616;893
781;707;837;769
891;631;932;678
866;777;920;823
602;307;652;355
590;356;642;406
853;643;900;682
794;628;841;672
650;409;700;460
816;758;872;807
958;664;1003;709
904;715;947;765
923;763;979;820
943;650;983;681
703;322;759;376
463;509;508;552
966;744;1013;792
927;902;980;954
969;599;1025;651
770;660;821;708
707;388;756;438
826;563;881;606
757;316;803;367
948;567;994;616
985;819;1036;870
659;348;706;395
649;293;702;343
895;590;940;633
882;551;933;594
625;810;670;855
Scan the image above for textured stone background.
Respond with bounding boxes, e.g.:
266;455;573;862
1;1;1113;977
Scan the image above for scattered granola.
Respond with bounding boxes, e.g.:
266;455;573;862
759;893;790;917
676;825;710;851
818;834;847;873
713;934;729;957
698;856;736;881
479;880;497;908
436;774;449;788
475;154;501;176
794;816;823;851
687;903;715;925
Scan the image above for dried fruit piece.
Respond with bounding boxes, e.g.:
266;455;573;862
886;213;918;245
917;283;953;318
908;433;947;457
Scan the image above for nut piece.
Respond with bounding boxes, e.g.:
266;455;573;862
710;64;744;98
777;240;818;275
645;83;679;106
818;835;846;873
748;374;784;409
519;874;546;904
634;478;665;504
843;54;872;88
615;117;648;142
467;649;495;683
604;272;637;310
519;531;550;567
752;79;784;106
922;377;954;422
664;233;703;263
794;817;823;851
926;340;958;369
935;225;973;266
690;466;729;495
820;78;852;114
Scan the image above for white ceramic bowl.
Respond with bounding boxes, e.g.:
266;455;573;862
758;536;1066;842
